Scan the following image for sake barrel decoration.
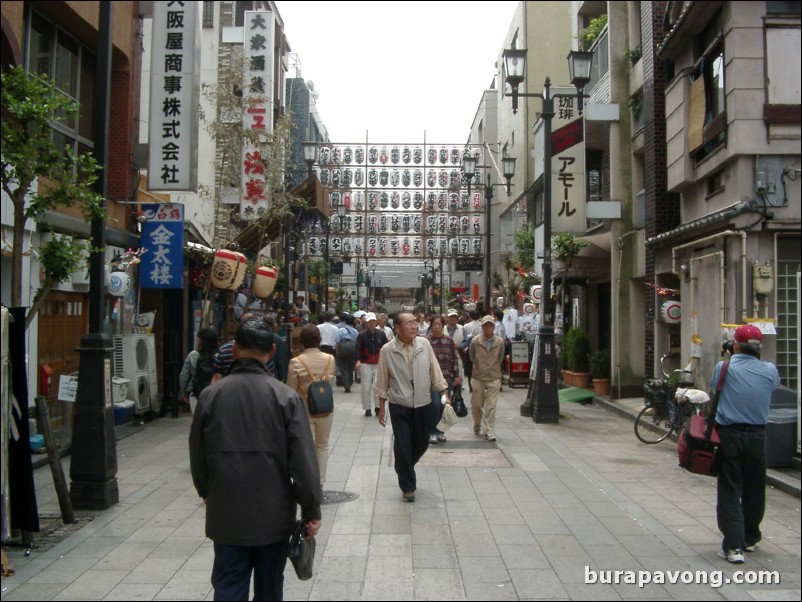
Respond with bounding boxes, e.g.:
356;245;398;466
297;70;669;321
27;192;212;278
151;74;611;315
253;264;279;298
107;270;131;297
530;285;542;303
210;249;247;290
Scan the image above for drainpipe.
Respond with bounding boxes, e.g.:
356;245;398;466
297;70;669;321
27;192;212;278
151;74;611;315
616;230;639;400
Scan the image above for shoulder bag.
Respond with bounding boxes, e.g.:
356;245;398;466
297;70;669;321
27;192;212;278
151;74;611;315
677;361;728;476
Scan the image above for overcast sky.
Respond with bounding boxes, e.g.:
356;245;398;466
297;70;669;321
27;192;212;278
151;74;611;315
276;1;520;144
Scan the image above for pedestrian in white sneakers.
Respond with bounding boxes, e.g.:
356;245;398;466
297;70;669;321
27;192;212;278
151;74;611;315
468;315;504;442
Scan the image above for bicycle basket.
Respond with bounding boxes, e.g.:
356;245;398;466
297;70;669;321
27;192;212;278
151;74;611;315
642;379;666;405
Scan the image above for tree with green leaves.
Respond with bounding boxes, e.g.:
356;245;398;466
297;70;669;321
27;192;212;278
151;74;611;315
1;66;105;329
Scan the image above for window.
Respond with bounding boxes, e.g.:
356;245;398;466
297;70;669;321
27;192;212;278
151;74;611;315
775;237;800;391
27;11;96;165
767;1;802;15
203;1;215;28
706;171;725;198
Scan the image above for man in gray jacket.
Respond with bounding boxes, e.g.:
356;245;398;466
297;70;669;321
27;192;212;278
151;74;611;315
375;311;449;502
190;319;321;600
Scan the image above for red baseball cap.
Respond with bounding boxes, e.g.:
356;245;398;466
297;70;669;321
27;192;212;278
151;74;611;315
734;324;762;344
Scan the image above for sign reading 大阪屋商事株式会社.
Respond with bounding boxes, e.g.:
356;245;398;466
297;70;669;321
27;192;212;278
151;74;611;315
147;1;199;192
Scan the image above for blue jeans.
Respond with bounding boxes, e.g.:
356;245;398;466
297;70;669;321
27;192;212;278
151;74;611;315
212;539;289;601
716;425;766;551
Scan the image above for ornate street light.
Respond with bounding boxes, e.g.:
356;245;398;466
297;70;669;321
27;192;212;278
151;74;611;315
302;142;323;309
461;153;516;312
502;47;592;424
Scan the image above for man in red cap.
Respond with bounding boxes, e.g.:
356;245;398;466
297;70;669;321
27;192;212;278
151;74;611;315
712;324;779;564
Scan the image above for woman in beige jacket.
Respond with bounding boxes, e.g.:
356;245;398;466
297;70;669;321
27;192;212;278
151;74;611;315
287;325;336;486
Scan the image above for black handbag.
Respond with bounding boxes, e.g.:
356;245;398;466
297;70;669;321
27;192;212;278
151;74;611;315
287;520;315;580
452;385;468;418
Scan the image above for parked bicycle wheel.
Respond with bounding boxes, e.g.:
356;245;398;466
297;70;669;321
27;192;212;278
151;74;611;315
634;403;673;444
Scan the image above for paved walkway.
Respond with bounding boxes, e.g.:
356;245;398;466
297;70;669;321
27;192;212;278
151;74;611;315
2;386;800;601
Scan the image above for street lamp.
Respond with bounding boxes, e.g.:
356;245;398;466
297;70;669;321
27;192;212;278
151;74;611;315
502;47;592;424
461;154;516;313
302;142;321;309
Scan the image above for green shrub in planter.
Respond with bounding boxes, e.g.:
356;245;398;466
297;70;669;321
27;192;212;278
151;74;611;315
590;349;611;379
564;327;591;373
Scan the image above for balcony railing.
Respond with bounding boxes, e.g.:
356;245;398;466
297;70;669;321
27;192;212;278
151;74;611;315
586;27;609;96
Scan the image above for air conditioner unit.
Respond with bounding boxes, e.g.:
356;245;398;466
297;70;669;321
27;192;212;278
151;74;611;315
113;334;159;414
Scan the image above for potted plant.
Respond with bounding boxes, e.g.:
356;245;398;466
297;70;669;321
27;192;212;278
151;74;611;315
563;327;591;388
590;349;611;396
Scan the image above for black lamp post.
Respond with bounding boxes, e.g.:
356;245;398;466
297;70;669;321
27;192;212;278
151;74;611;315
70;1;117;510
461;154;516;314
502;47;592;423
301;141;320;309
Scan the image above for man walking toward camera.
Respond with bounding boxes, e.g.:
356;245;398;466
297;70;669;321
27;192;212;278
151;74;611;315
375;311;449;502
190;320;321;600
713;324;779;565
469;315;505;442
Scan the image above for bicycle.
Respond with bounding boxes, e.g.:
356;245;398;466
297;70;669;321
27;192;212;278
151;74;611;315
634;355;710;444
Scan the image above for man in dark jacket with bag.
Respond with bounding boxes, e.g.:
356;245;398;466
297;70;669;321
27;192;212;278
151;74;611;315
190;319;321;600
712;324;779;565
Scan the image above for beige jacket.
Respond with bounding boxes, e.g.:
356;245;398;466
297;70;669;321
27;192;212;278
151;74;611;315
375;336;446;408
469;334;504;381
287;349;336;411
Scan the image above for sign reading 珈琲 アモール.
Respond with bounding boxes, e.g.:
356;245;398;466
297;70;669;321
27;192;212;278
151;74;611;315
551;87;586;234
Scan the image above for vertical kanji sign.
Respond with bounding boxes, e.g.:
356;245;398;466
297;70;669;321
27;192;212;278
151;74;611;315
240;11;275;218
148;1;200;191
140;204;185;289
551;87;586;233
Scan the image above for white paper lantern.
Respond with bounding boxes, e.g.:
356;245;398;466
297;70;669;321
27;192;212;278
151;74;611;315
108;271;130;297
253;265;279;298
211;250;247;290
660;300;682;324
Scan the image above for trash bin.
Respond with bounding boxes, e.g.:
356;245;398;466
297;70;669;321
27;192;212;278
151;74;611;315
765;407;798;468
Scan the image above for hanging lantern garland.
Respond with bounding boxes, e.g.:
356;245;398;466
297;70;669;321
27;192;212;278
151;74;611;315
645;282;680;298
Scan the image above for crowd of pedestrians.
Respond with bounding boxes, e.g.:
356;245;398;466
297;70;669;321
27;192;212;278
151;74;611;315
179;300;782;597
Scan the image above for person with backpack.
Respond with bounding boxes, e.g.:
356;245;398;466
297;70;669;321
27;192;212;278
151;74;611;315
179;327;218;414
287;325;336;487
335;313;358;393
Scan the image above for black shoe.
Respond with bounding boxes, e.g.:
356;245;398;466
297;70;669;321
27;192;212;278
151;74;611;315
344;388;350;393
365;409;372;417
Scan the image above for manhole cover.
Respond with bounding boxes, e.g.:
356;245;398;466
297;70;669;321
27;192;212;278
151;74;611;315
321;491;359;505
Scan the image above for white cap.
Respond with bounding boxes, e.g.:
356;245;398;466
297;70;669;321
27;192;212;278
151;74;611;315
480;315;495;325
353;310;366;318
364;312;377;322
446;308;459;317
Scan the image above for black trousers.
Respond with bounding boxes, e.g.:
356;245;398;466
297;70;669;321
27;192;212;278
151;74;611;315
716;425;766;551
389;402;431;493
212;539;289;601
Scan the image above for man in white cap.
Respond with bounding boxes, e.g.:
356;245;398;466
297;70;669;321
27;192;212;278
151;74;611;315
468;315;505;441
445;308;467;371
355;313;388;416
